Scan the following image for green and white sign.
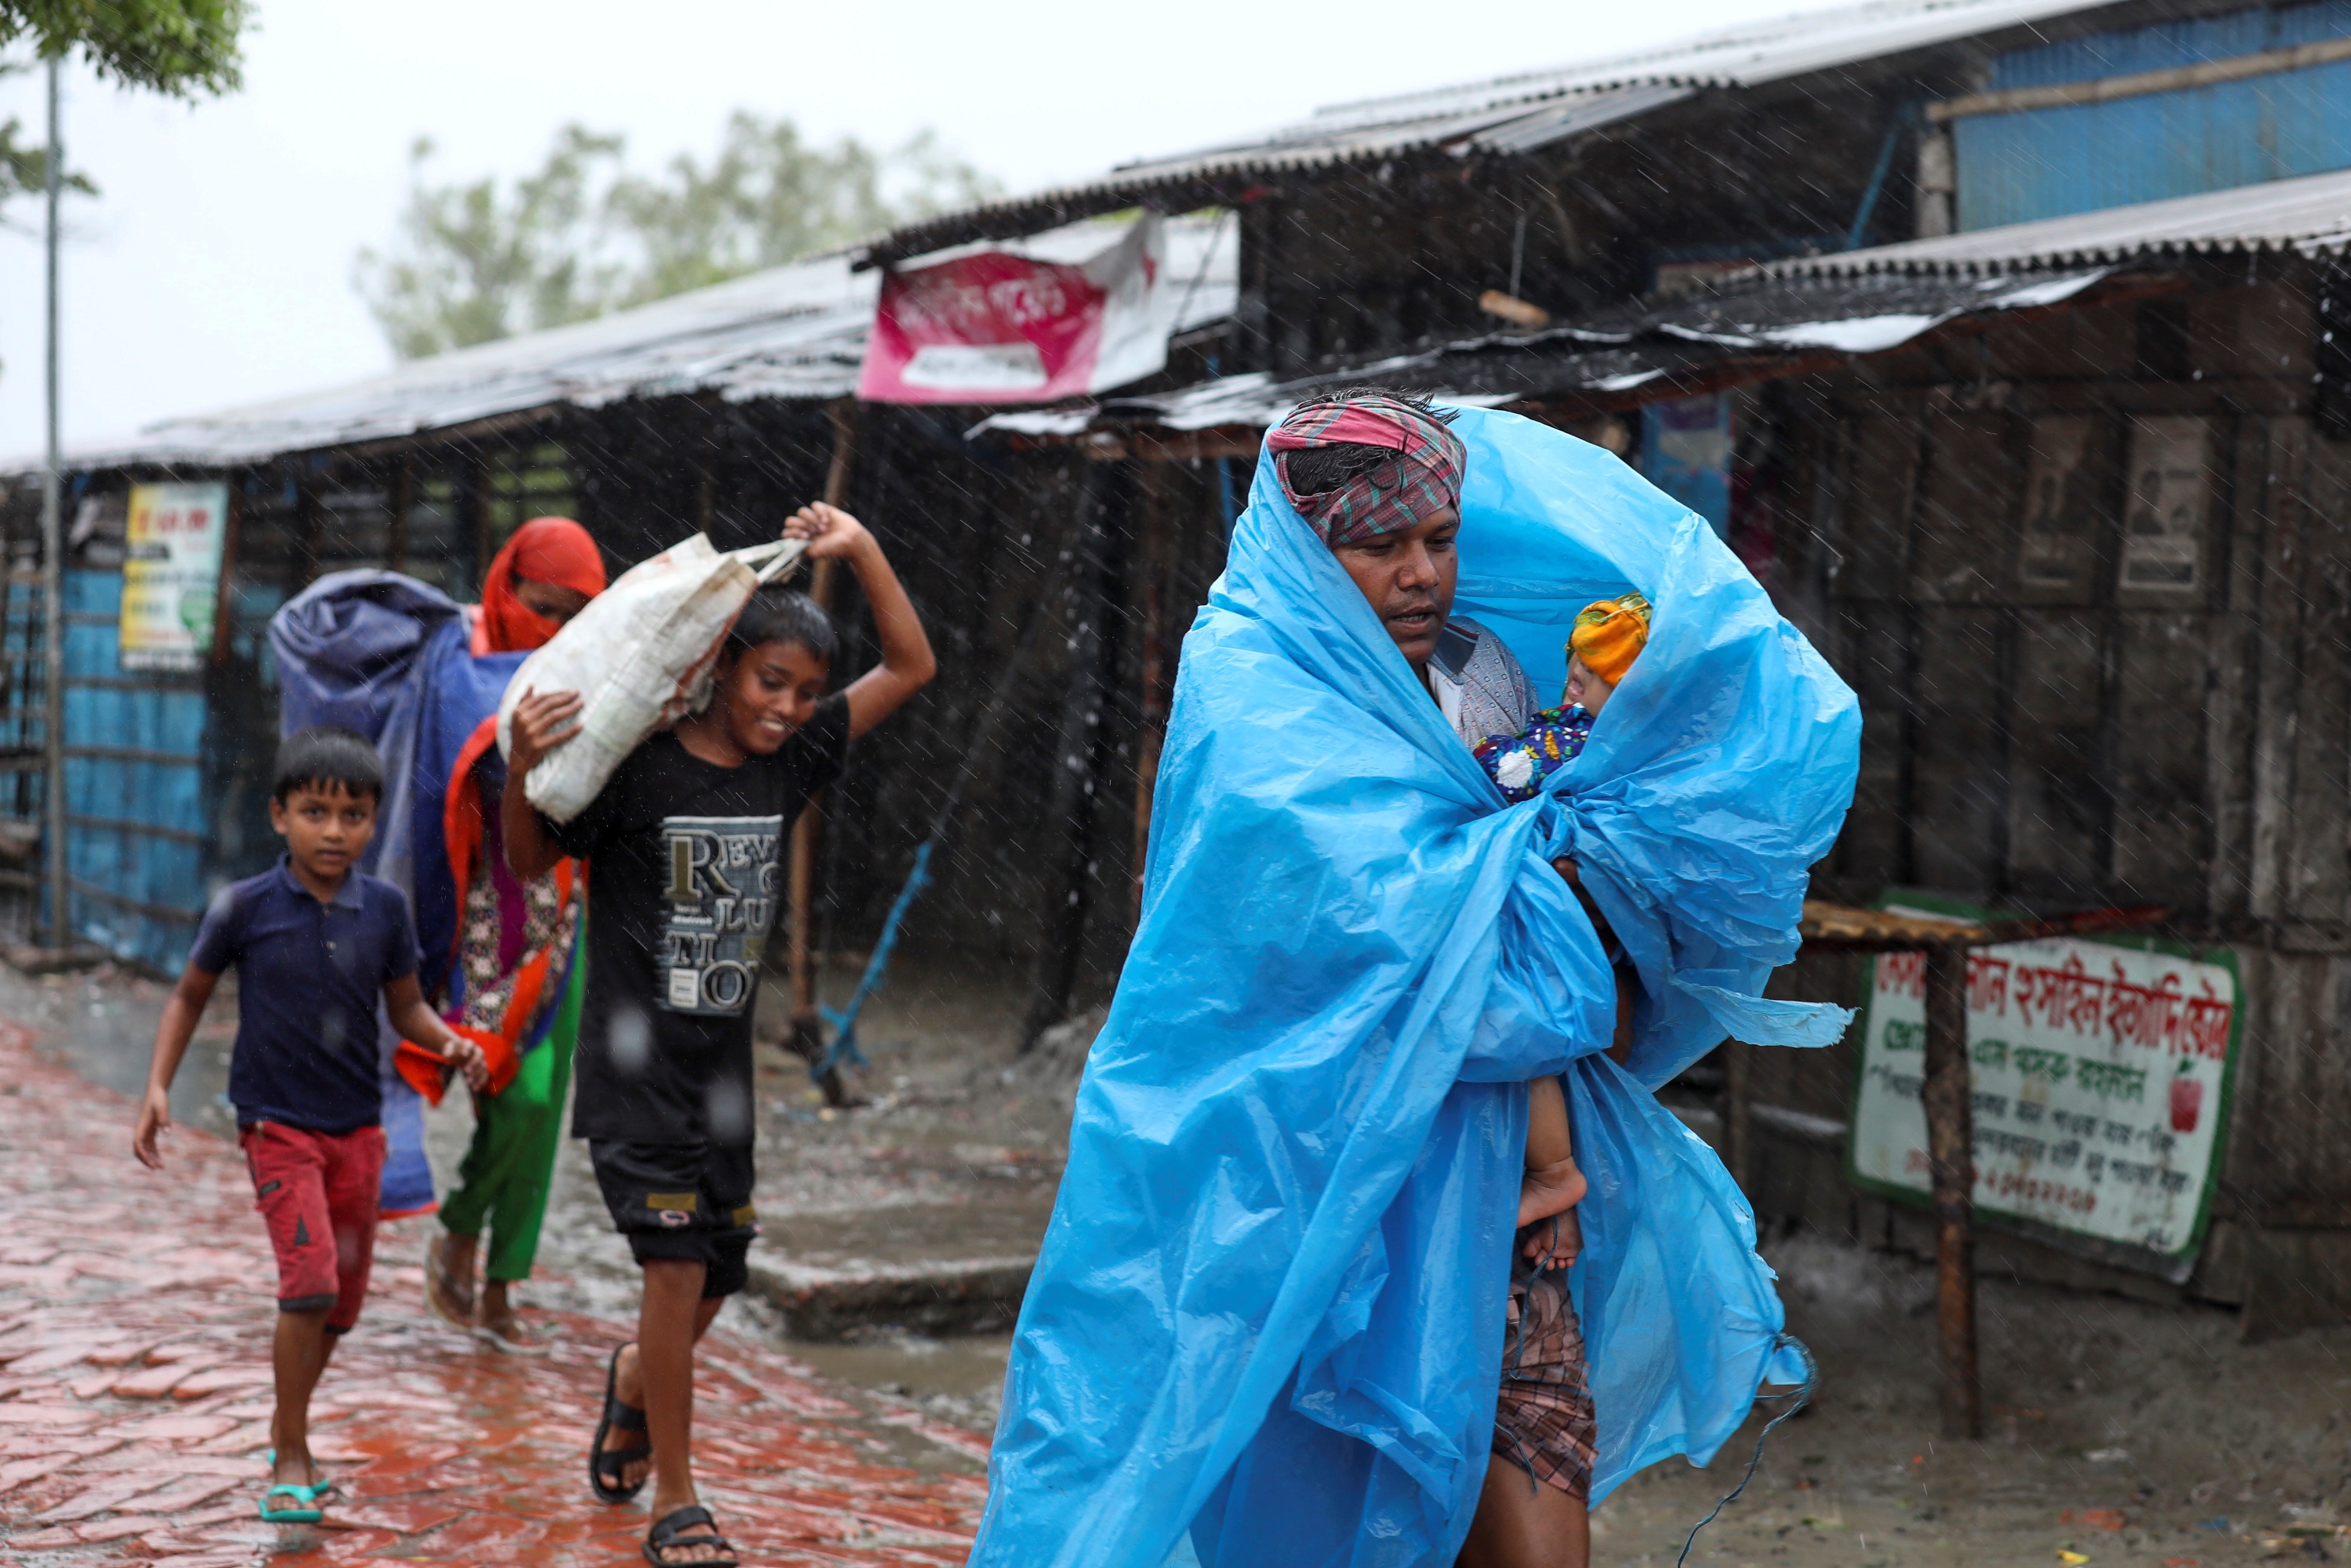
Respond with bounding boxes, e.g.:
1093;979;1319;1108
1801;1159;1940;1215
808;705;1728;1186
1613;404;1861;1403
1848;899;2241;1265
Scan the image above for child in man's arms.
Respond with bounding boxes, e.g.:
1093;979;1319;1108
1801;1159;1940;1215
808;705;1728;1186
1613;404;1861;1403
1474;595;1650;804
132;727;488;1525
1503;592;1656;1268
501;500;934;1568
1471;595;1654;1568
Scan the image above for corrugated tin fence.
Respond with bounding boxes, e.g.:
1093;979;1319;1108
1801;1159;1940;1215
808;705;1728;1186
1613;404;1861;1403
1957;2;2351;229
60;567;209;970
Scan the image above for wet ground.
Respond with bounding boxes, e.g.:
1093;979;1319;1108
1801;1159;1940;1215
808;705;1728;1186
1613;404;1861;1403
8;957;2350;1566
1589;1229;2351;1566
0;1011;985;1564
0;953;1080;1446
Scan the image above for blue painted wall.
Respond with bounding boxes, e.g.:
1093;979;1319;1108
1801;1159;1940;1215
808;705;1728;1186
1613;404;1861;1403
1640;394;1734;538
1957;1;2351;229
60;568;211;971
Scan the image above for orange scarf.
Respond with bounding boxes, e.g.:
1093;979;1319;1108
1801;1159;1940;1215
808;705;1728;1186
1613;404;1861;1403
472;515;608;656
1569;594;1653;686
396;517;605;1103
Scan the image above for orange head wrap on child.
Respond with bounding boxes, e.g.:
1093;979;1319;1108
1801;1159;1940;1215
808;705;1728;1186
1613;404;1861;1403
474;515;608;656
1569;594;1652;687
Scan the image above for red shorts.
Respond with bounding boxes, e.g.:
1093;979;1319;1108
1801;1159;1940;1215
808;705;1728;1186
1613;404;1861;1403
239;1121;385;1332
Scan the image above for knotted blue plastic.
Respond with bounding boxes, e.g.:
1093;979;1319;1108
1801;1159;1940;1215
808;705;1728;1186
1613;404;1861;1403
970;409;1860;1568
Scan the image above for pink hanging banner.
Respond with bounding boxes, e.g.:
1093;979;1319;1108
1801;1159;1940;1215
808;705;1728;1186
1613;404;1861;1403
858;215;1164;405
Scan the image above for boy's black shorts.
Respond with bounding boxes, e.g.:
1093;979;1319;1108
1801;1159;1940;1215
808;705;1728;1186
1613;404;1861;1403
587;1140;759;1299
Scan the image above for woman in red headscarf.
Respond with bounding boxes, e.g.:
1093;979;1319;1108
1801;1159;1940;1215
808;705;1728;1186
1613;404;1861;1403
427;517;608;1349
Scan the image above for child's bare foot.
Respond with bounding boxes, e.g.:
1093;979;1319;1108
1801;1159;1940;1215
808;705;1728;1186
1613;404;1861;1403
1518;1157;1587;1229
1521;1206;1583;1270
426;1232;476;1329
476;1282;552;1353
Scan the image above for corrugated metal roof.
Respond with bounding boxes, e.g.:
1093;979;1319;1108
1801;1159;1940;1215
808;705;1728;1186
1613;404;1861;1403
973;266;2115;437
1095;83;1700;187
1773;162;2351;274
865;0;2104;257
60;214;1238;471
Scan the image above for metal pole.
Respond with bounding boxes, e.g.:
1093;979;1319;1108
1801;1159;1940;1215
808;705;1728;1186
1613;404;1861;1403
40;57;67;952
1921;941;1981;1439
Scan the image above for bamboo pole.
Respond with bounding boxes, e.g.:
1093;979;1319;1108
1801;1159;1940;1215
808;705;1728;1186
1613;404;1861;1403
786;400;857;1090
1129;464;1171;923
1020;464;1115;1051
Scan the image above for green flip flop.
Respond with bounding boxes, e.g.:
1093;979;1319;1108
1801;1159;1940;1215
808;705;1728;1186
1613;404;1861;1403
259;1481;325;1524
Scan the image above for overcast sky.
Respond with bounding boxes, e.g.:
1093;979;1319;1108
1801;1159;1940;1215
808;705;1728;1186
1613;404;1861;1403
0;0;1799;458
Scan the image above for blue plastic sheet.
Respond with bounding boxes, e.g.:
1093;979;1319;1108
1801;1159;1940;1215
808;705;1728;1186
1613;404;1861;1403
970;410;1858;1568
270;572;531;1214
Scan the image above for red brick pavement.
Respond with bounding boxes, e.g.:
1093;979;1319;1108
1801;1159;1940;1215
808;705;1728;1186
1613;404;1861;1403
0;1023;987;1564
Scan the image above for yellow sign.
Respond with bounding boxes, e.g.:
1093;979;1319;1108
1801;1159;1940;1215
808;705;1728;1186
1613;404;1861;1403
120;482;227;672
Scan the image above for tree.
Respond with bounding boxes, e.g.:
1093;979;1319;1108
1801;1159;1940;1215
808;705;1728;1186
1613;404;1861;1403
0;0;251;210
355;114;1002;360
355;128;625;363
1;0;248;97
0;94;90;219
608;115;999;306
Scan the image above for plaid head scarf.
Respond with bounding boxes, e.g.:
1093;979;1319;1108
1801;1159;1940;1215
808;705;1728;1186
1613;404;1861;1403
1266;397;1467;547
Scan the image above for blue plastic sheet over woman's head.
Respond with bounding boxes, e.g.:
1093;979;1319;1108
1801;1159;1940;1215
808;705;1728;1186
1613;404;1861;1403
970;410;1858;1568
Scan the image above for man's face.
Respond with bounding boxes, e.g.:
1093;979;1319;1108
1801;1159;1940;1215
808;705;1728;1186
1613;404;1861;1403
1331;508;1459;672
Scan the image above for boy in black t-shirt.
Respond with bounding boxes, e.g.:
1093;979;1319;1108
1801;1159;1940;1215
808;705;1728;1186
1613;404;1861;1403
504;502;933;1568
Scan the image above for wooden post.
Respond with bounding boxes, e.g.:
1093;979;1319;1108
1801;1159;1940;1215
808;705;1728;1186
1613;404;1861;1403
209;477;242;670
295;473;322;591
386;453;413;577
1130;463;1171;923
786;400;857;1093
1920;941;1982;1439
695;434;715;539
1722;1039;1753;1193
1021;463;1116;1051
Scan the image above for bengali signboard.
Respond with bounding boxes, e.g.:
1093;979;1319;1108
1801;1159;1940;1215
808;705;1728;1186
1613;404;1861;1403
119;482;228;672
1848;899;2242;1270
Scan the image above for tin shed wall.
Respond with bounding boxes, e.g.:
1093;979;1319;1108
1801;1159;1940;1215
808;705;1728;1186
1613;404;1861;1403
1745;273;2351;1326
1957;2;2351;229
60;568;210;971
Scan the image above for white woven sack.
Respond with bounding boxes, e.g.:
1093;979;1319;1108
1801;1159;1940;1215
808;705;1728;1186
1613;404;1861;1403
496;533;806;823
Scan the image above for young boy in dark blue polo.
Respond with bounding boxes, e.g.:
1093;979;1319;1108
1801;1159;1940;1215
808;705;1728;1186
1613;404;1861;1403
132;727;488;1525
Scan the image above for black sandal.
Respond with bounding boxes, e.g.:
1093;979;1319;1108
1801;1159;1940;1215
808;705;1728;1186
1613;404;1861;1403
590;1343;652;1505
644;1504;738;1567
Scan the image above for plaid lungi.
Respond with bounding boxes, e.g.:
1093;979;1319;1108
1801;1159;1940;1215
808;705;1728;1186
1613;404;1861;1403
1493;1235;1597;1501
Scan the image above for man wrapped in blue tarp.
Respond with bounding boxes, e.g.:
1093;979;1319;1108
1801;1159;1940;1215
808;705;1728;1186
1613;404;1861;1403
969;393;1862;1568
